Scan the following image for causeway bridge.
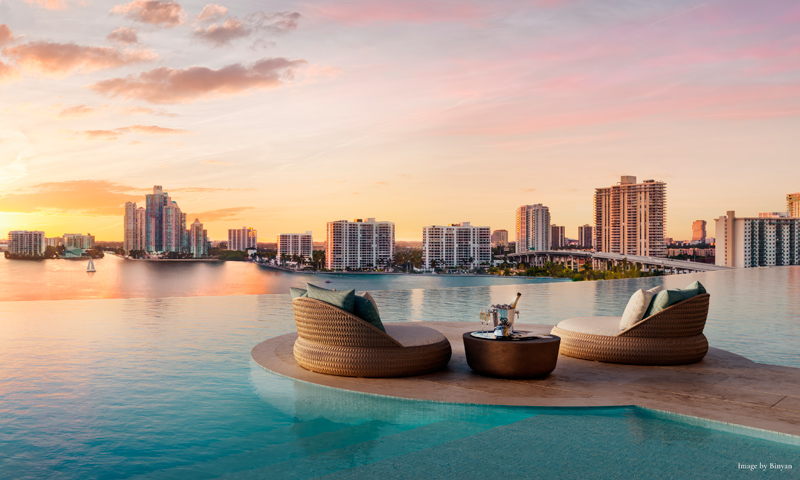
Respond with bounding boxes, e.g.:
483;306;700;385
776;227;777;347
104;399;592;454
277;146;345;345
504;250;731;274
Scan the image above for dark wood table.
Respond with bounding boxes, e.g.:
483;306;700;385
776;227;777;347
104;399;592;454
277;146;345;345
462;332;560;379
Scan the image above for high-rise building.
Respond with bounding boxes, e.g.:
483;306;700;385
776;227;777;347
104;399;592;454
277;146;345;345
62;233;95;250
516;204;550;252
326;218;395;270
550;224;565;249
491;229;508;248
124;202;138;254
8;230;45;256
759;212;790;219
788;193;800;218
692;220;707;243
715;210;800;268
136;207;146;252
135;185;190;253
45;237;63;247
594;176;666;258
189;218;208;258
578;224;593;249
229;227;258;252
423;222;491;269
277;232;312;260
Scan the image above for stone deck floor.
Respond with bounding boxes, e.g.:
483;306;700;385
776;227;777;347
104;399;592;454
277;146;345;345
252;321;800;438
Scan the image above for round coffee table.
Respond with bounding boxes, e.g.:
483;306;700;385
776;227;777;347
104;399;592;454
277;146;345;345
462;332;561;379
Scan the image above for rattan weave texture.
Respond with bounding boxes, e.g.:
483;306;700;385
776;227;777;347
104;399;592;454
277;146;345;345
552;293;711;365
292;297;452;377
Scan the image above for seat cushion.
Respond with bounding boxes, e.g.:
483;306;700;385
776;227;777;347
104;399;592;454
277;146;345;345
290;287;308;299
384;324;447;347
554;316;622;337
619;286;662;330
307;283;356;313
354;294;386;333
644;281;707;318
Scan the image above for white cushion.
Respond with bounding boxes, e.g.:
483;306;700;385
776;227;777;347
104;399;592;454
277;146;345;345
384;324;447;347
553;317;622;337
619;286;662;331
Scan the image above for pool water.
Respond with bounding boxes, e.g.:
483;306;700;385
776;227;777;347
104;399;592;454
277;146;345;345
0;267;798;479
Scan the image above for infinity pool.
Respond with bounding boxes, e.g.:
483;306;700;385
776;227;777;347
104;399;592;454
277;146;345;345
1;268;798;479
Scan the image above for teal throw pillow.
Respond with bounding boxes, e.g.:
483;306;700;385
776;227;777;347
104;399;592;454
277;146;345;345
354;294;386;332
644;281;706;318
306;283;356;313
290;287;307;299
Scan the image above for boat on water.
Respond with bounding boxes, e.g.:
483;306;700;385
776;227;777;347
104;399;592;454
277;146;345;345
325;280;332;283
87;257;96;273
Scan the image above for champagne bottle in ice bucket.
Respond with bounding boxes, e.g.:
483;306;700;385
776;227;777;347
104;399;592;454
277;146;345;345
492;292;521;337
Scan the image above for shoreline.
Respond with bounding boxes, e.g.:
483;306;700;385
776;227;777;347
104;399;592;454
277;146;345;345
256;263;560;279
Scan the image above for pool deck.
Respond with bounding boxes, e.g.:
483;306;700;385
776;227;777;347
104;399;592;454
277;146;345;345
252;321;800;438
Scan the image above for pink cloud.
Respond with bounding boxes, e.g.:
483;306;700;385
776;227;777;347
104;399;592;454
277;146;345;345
3;41;157;76
107;27;139;45
195;3;228;22
75;124;189;140
91;58;307;104
0;24;13;47
59;104;95;118
193;19;251;47
24;0;81;10
245;11;301;33
307;0;485;25
111;0;186;27
0;59;20;83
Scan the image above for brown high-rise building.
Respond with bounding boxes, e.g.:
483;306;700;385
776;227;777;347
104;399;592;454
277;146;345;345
491;229;508;248
550;224;565;249
594;176;666;258
692;220;707;243
578;224;593;249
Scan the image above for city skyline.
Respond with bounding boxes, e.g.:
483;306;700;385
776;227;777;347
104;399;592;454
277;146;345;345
1;1;800;240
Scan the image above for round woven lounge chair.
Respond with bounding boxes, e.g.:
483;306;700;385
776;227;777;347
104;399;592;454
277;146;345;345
292;296;452;378
550;293;710;366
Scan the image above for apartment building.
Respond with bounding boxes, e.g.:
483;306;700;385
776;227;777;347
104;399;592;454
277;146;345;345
189;218;208;258
229;227;258;251
578;224;593;249
788;193;800;218
516;204;550;252
594;176;667;258
62;233;95;250
692;220;707;243
277;232;312;260
422;222;491;269
326;219;395;270
8;230;45;256
551;224;565;249
715;210;800;268
491;229;508;248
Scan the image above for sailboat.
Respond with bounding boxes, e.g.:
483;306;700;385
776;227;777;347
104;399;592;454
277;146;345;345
87;257;96;273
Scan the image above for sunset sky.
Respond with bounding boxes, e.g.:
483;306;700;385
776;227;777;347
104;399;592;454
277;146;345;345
1;0;799;242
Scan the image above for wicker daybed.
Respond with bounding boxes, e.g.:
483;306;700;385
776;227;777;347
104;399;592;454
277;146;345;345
550;293;710;366
292;296;452;377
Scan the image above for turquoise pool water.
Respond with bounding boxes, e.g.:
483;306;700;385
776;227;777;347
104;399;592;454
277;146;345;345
1;267;798;478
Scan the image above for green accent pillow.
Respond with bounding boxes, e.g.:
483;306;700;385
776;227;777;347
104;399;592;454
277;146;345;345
644;281;706;318
354;294;386;332
306;283;355;313
290;287;307;299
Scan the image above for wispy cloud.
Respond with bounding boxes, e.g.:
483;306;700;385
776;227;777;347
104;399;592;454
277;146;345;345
0;180;138;215
189;206;254;221
193;11;301;47
107;27;139;45
0;24;14;47
3;41;157;76
195;3;228;22
58;104;95;118
201;160;233;165
24;0;83;10
110;0;186;27
71;124;189;140
193;19;251;47
91;58;307;104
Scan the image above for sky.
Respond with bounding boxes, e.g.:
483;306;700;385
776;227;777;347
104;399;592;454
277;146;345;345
1;0;799;242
